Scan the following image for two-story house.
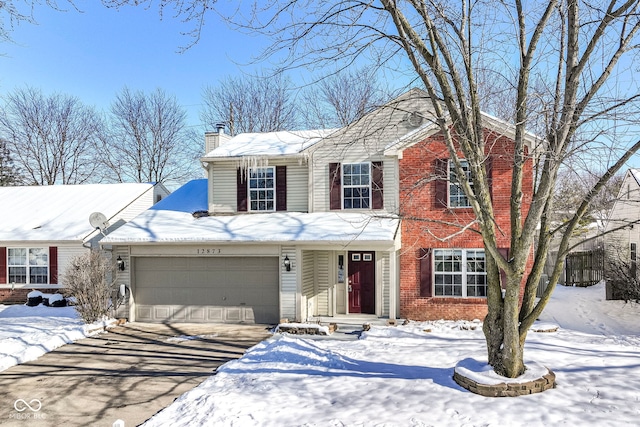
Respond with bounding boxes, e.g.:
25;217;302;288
102;88;534;324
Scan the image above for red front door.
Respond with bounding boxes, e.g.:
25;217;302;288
348;251;375;314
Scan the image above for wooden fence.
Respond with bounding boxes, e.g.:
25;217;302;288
564;249;604;287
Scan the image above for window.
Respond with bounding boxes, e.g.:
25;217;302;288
343;163;370;209
248;167;275;211
433;249;486;297
631;243;637;277
8;248;49;284
449;160;473;208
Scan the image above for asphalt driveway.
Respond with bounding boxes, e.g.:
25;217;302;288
0;322;271;427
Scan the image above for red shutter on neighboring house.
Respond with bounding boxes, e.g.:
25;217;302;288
419;248;433;297
276;165;287;211
434;158;448;208
498;247;509;289
49;246;58;285
237;168;248;212
329;163;342;210
372;161;384;209
0;247;6;284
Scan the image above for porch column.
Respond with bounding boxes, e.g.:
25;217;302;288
389;250;397;320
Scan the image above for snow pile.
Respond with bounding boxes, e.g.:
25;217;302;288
0;304;114;372
142;283;640;426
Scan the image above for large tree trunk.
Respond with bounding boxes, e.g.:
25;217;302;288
483;253;526;377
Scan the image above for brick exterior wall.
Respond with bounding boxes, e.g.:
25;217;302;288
0;288;62;304
399;130;534;321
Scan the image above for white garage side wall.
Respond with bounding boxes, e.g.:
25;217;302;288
280;245;297;321
113;246;131;320
301;250;314;319
315;251;331;316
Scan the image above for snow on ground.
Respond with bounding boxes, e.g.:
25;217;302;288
143;282;640;427
0;304;113;372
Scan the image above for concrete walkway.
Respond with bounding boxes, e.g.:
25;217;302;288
0;323;271;427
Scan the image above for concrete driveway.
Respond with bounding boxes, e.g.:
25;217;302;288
0;322;271;427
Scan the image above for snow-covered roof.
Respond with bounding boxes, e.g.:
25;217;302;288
203;129;337;159
629;168;640;187
150;179;208;213
0;183;159;242
100;210;399;245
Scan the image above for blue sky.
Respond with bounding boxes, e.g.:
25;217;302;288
0;3;268;131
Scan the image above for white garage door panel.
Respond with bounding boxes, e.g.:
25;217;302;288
135;257;279;324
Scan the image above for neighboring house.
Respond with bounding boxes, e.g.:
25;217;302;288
603;168;640;298
0;183;169;304
102;88;535;324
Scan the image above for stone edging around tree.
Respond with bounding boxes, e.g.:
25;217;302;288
453;368;556;397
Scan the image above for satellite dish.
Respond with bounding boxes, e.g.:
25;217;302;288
406;111;424;127
89;212;110;234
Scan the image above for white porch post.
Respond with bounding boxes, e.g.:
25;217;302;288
389;250;397;320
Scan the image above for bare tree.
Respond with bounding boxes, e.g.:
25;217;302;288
103;87;198;186
0;1;76;44
200;71;297;135
0;86;102;185
0;138;22;185
300;68;392;129
62;250;119;323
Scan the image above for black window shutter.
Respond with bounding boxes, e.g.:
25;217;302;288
419;248;433;297
434;159;448;208
329;162;342;210
276;165;287;211
237;168;247;212
372;161;384;209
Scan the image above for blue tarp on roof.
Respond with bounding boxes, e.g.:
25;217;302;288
150;179;208;213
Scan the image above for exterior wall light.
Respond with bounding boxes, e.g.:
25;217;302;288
117;255;125;271
283;255;291;272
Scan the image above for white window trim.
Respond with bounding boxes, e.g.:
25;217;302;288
448;159;472;208
342;162;372;210
7;247;49;285
248;166;276;212
433;248;487;298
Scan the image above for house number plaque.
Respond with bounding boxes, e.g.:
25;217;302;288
196;248;222;255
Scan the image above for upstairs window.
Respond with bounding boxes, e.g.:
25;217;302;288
449;160;473;208
248;167;275;211
7;248;49;284
343;163;371;209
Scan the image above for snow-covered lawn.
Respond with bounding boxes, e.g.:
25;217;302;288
1;283;639;426
0;304;113;372
142;283;640;427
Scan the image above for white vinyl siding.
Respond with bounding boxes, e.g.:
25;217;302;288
286;164;309;212
210;160;309;213
379;251;390;317
280;245;297;320
210;162;238;213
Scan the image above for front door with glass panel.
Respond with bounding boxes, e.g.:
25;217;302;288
348;251;375;314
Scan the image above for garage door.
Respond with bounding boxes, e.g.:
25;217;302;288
134;257;279;324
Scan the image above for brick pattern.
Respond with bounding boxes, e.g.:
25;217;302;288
453;368;556;397
0;288;62;304
399;130;534;320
